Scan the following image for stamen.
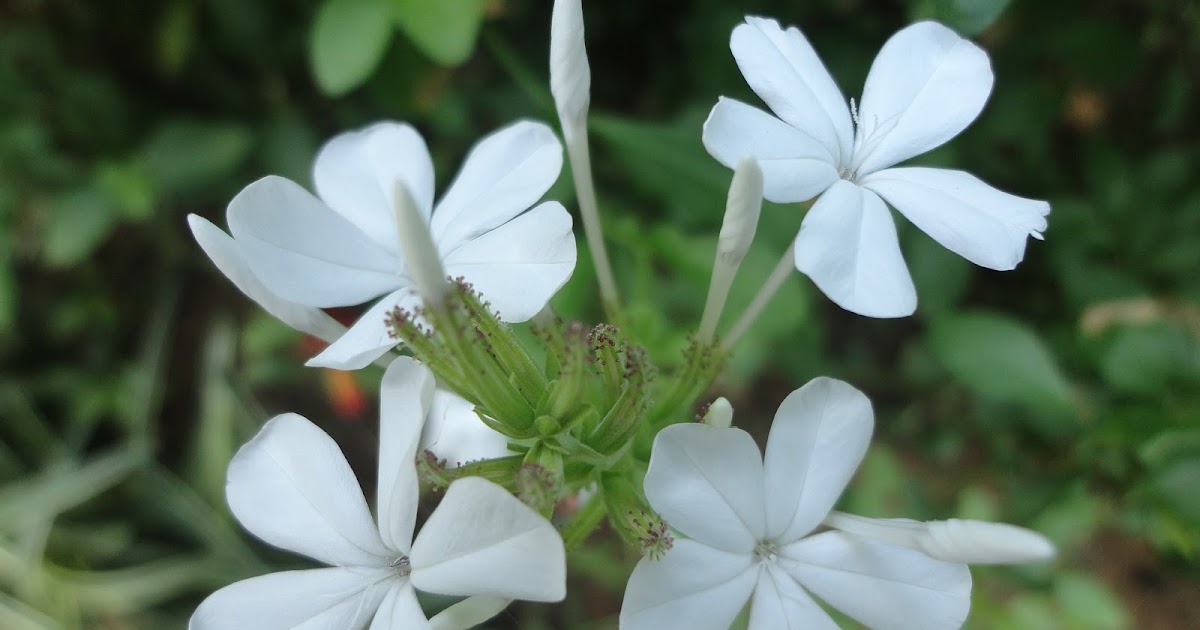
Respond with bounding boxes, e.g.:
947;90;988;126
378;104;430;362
390;555;412;577
849;97;859;126
753;540;778;562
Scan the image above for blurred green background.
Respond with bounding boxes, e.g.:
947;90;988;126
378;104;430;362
2;0;1198;627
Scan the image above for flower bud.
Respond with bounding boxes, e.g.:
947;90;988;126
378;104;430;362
550;0;590;128
918;518;1056;565
703;397;734;429
698;158;763;342
392;181;449;305
823;511;1056;565
717;158;763;266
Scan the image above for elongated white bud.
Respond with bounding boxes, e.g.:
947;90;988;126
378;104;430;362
824;512;1055;565
392;182;448;304
550;0;590;128
703;397;734;429
918;518;1056;565
717;158;763;266
697;159;763;342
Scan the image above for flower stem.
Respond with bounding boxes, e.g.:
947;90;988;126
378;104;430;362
563;122;623;323
724;243;796;350
560;489;608;551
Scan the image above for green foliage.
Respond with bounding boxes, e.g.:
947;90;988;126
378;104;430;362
3;0;1200;626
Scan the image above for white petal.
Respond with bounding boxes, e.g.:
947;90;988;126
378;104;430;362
748;564;839;630
443;201;576;323
644;424;766;553
225;414;392;566
368;582;430;630
376;357;435;553
783;531;972;630
619;538;758;630
428;596;511;630
227;176;402;307
794;180;917;318
190;567;393;630
431;121;563;254
410;477;565;602
188;215;346;343
763;378;874;542
422;389;511;466
861;167;1050;270
306;289;421;370
852;22;993;175
313;121;436;256
731;17;854;166
702;98;840;204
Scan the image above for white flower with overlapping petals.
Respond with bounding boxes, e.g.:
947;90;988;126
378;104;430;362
704;18;1050;318
190;357;565;629
200;119;576;369
620;377;1054;630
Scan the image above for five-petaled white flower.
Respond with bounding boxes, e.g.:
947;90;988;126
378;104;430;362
620;377;1054;630
704;18;1051;318
193;119;576;370
190;357;565;629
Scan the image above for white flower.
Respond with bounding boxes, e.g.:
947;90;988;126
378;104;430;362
190;357;565;630
197;119;577;369
704;18;1050;318
188;216;511;465
620;377;1053;630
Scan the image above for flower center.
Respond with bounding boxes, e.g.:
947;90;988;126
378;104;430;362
390;555;412;577
753;540;778;563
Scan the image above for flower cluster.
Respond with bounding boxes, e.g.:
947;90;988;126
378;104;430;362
190;1;1055;628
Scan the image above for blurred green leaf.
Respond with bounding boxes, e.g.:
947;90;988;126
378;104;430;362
392;0;487;66
909;0;1013;36
43;188;118;268
0;256;15;334
591;112;731;223
310;0;395;96
930;312;1075;419
0;593;57;630
907;230;970;314
0;445;147;533
1139;428;1200;468
1150;457;1200;524
138;121;252;197
188;316;241;505
1100;324;1200;395
154;1;196;77
94;161;156;220
1054;572;1130;630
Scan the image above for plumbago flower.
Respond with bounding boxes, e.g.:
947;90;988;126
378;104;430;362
620;377;1054;630
192;119;576;370
704;18;1051;317
191;357;565;629
188;216;510;465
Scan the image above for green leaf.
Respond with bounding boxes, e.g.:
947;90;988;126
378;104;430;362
905;230;970;314
590;112;732;224
138;121;252;197
1151;457;1200;524
1099;324;1200;396
910;0;1014;36
930;312;1074;417
310;0;395;96
392;0;486;66
43;188;118;268
1054;572;1131;630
